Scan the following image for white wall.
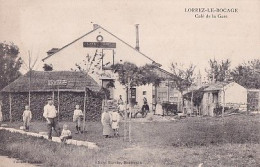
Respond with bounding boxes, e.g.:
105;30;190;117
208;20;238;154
43;27;154;72
221;82;247;105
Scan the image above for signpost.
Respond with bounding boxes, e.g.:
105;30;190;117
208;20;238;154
48;80;68;121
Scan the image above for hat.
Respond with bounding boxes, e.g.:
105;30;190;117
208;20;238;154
47;97;53;101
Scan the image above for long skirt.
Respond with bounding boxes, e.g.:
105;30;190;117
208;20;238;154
155;104;163;116
103;123;111;136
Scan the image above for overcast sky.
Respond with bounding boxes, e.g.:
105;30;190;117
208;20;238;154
1;0;259;78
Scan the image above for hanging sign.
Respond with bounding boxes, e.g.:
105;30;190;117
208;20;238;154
83;42;116;48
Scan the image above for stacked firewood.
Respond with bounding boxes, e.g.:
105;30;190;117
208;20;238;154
1;91;102;122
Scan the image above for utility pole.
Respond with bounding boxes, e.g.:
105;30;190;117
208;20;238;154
222;86;225;117
28;51;31;108
191;89;194;115
128;78;132;142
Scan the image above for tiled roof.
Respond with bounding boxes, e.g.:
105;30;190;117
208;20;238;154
1;71;101;93
203;82;230;91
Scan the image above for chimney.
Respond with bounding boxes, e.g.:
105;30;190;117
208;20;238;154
93;24;100;30
135;24;140;51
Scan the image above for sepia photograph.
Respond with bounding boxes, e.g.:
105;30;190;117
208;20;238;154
0;0;259;166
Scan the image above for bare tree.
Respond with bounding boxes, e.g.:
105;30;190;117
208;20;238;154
170;62;196;112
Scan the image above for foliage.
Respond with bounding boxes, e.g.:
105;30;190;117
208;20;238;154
170;62;196;94
0;42;22;90
231;59;260;89
183;86;207;106
112;62;163;87
43;63;53;71
74;49;102;75
205;59;231;82
97;87;111;99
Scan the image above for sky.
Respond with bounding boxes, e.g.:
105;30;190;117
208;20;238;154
0;0;259;78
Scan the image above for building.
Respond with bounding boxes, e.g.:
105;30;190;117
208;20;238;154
184;82;247;116
247;89;260;112
0;71;102;121
42;24;181;110
201;82;247;116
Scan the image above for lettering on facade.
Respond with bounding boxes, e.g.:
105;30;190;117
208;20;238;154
83;42;116;48
48;80;68;86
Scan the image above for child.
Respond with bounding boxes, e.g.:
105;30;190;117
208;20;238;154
23;105;32;131
118;102;126;119
73;105;84;134
110;110;120;137
60;124;72;142
133;102;141;118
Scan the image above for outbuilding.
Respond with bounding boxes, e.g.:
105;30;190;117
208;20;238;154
201;82;247;116
184;82;248;116
0;71;102;122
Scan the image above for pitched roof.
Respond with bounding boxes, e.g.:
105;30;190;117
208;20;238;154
42;25;158;64
203;82;230;92
1;71;101;93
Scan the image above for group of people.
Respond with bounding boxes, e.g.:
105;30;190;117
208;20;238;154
101;106;120;138
43;98;85;141
2;94;161;141
20;98;84;142
117;95;150;119
100;95;151;138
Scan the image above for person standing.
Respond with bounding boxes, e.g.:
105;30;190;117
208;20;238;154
110;110;120;137
117;95;123;105
118;102;126;118
155;98;163;116
43;98;60;140
73;104;84;134
143;97;147;105
101;106;111;138
22;105;32;131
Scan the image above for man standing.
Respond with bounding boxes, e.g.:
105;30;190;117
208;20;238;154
117;95;123;105
43;98;60;140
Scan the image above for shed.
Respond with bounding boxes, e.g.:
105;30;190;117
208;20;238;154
201;82;247;116
0;71;102;122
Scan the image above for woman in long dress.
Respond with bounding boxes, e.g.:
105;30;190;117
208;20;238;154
101;107;112;138
155;99;163;116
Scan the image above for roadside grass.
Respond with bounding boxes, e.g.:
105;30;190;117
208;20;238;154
1;114;260;166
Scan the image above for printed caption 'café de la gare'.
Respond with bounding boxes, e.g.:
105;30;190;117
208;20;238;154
185;8;238;19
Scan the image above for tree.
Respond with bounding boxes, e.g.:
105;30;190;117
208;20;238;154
170;62;196;112
112;61;163;142
205;59;231;82
43;63;53;71
231;59;260;89
113;62;162;88
0;42;22;90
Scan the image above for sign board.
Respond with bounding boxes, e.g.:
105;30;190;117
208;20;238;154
130;88;136;99
83;42;116;48
48;80;68;86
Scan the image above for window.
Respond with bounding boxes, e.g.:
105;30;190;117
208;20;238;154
158;92;167;102
143;91;147;95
